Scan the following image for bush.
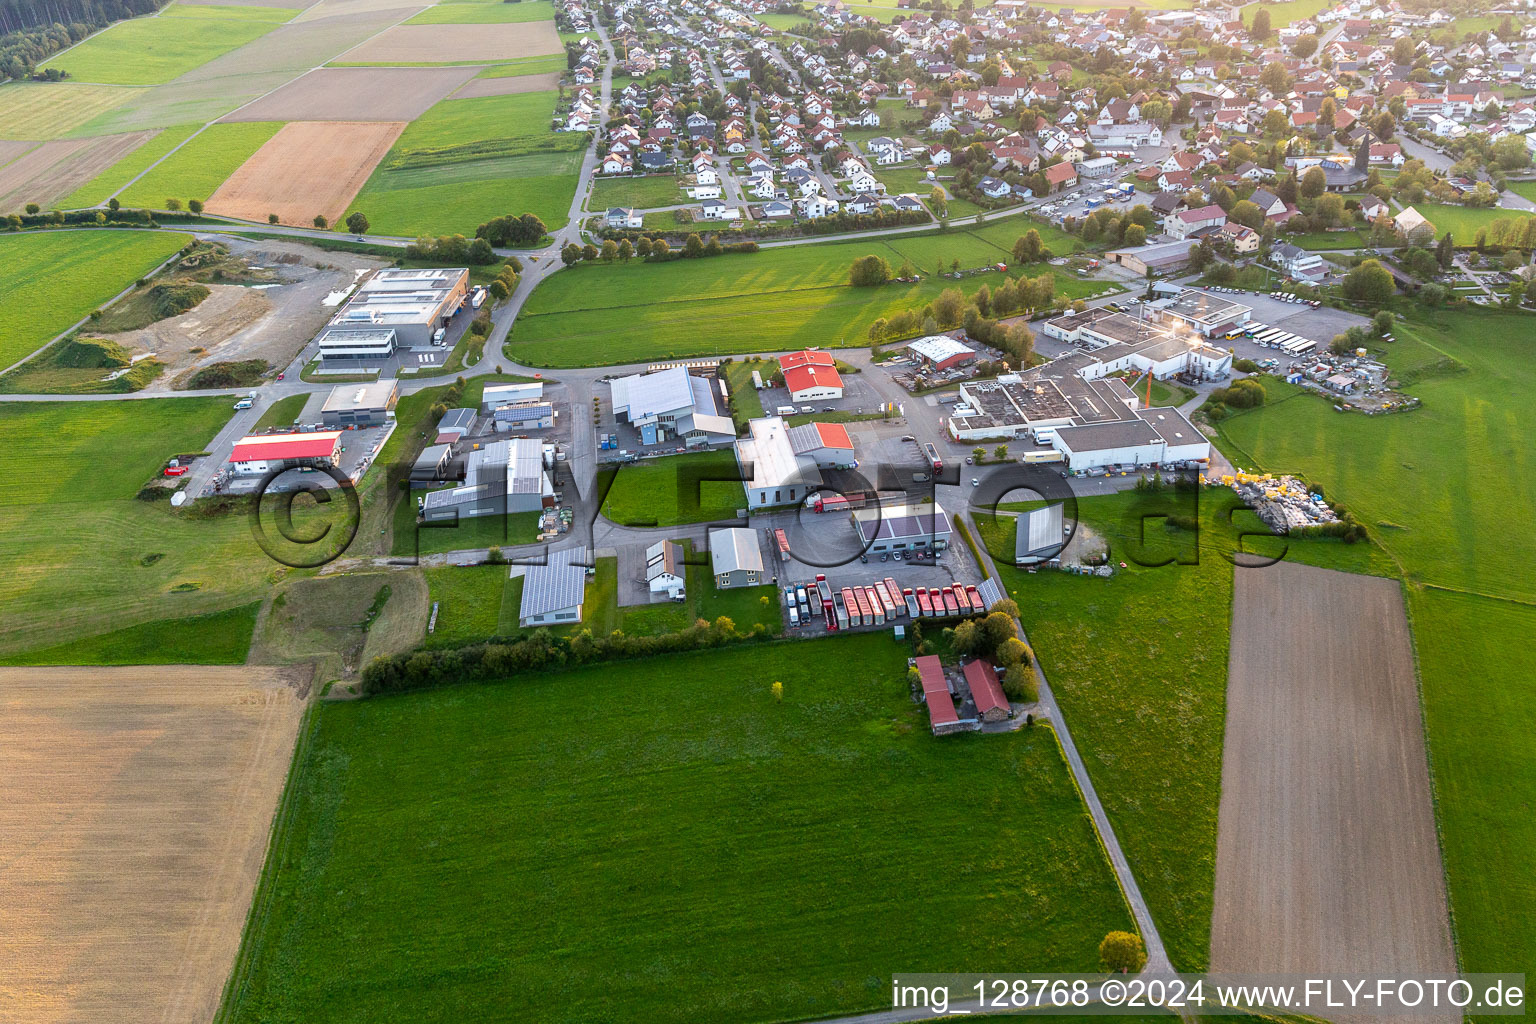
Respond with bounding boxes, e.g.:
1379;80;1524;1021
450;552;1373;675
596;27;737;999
1233;358;1259;373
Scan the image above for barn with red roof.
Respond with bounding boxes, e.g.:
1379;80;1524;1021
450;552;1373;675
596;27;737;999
915;654;965;735
963;660;1010;723
228;431;344;475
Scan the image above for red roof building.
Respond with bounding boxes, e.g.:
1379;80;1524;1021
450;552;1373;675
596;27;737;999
779;349;844;401
228;431;343;473
916;654;961;731
963;659;1009;723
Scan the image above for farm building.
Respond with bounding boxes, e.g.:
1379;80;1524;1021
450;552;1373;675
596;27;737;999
319;380;398;428
1104;238;1201;277
963;660;1010;723
435;408;476;443
227;431;343;476
1015;502;1066;565
852;502;952;554
906;335;977;372
518;547;588;627
419;437;552;522
709;527;765;588
610;366;735;446
645;539;686;599
482;381;543;412
914;655;968;735
324;267;469;349
778;349;844;401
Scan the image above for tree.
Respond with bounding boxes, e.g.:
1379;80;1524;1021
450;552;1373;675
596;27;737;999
1372;310;1394;336
972;446;986;462
165;198;182;211
1314;192;1345;228
346;211;370;235
107;197;120;212
993;444;1008;462
1262;108;1290;137
561;242;582;266
468;237;494;264
771;680;783;701
268;213;279;224
849;253;893;286
1292;33;1318;58
313;214;328;229
1300;166;1327;200
1436;233;1455;270
1506;278;1526;308
1100;931;1147;973
683;234;703;258
601;239;619;261
933;287;966;326
24;203;40;215
488;278;510;301
1012;228;1044;264
1229;199;1263;230
1250;7;1271;38
1342;259;1396;304
652;238;670;259
1492;134;1531;172
1393;37;1416;65
618;238;633;262
1124;223;1146;247
582;242;599;261
187;199;203;215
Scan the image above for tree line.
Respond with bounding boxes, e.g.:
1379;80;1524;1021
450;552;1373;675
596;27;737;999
0;0;162;78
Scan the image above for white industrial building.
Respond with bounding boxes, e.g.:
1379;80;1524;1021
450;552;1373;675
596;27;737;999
322;267;469;353
227;431;343;476
734;416;858;509
1152;288;1253;338
518;547;588;626
1053;407;1207;470
420;437;553;522
610;366;735;447
316;328;398;362
482;381;543;412
1040;306;1234;375
852;502;952;554
1015;503;1066;565
317;380;399;428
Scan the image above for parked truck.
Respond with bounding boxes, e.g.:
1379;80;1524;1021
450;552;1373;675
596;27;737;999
809;490;877;513
903;587;920;618
884;578;904;617
921;441;944;472
864;587;885;626
833;592;850;630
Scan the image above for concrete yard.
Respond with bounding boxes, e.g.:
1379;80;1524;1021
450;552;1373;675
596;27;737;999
1211;561;1456;1019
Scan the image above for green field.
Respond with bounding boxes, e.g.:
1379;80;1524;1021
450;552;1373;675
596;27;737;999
219;633;1134;1024
509;235;1103;367
57;123;203;208
475;53;570;77
591;174;683;210
348;91;583;235
41;4;293;86
1243;0;1332;27
422;564;507;647
0;397;289;657
0;231;190;370
1507;180;1536;204
1215;309;1536;983
253;392;309;431
116;121;283;209
1411;202;1535;241
0;82;145;139
755;10;808;30
408;0;556;24
600;448;746;527
0;600;259;665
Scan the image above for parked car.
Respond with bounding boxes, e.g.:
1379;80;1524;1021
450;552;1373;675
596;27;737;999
164;466;187;477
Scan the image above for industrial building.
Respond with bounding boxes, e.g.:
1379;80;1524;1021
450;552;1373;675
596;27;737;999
1014;502;1066;565
1154;288;1253;338
1104;238;1200;277
316;380;398;428
493;401;556;432
734;416;857;509
320;267;469;356
778;349;844;402
227;431;343;476
482;381;543;412
435;408;476;443
419;437;553;522
906;335;977;372
610;366;735;446
710;527;765;588
852;502;952;554
518;547;588;626
1040;306;1234;374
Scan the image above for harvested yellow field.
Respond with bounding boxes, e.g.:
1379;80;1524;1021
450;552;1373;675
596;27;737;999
0;83;145;140
208;119;404;224
0;666;308;1024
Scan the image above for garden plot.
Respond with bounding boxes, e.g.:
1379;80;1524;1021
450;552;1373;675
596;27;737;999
0;664;308;1024
207;119;404;224
1211;561;1456;1006
451;70;563;98
338;20;562;62
222;65;476;121
0;131;154;213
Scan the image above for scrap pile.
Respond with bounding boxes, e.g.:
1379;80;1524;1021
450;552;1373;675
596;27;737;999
1223;473;1339;534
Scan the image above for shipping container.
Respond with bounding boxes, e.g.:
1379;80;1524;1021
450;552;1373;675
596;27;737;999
903;587;920;618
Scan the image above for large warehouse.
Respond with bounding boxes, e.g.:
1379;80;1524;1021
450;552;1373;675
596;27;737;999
420;437;553;522
316;380;399;428
610;366;735;447
321;267;469;353
1040;306;1233;378
227;431;343;476
852;502;953;554
734;416;857;509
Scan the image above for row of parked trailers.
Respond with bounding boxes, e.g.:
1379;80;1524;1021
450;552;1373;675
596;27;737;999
803;574;984;631
1247;326;1318;356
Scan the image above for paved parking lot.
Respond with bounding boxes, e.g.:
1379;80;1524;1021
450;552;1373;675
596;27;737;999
214;421;394;495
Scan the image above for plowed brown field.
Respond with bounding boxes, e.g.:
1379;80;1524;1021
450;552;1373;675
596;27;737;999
340;20;561;62
0;665;307;1024
220;65;476;121
0;132;154;212
1211;563;1456;1021
207;119;404;224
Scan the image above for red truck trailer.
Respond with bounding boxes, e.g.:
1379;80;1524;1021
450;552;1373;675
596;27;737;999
916;589;933;617
942;588;960;616
811;490;877;513
873;581;898;619
774;528;791;562
922;441;944;472
849;587;871;626
864;587;885;625
952;584;972;615
883;578;904;617
966;585;984;614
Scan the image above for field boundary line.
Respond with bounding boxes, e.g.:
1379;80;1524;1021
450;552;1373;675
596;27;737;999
213;686;321;1024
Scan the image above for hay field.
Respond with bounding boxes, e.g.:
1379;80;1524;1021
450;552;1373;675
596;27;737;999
1211;562;1455;1002
452;70;562;97
39;3;295;85
0;132;154;213
207;119;404;224
0;83;145;139
116;121;281;208
294;0;426;20
339;20;561;62
0;665;307;1024
223;66;477;121
407;0;555;23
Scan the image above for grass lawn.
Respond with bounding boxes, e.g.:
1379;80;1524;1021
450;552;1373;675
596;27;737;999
218;633;1134;1024
0;82;145;140
348;91;584;235
755;10;809;29
0;230;190;370
1214;307;1536;983
1291;229;1368;250
408;0;556;23
0;397;295;657
57;123;202;208
117;121;283;209
253;392;309;430
422;564;507;647
509;237;1103;366
591;174;682;210
1411;202;1534;241
1506;180;1536;204
600;448;746;527
723;357;769;428
1243;0;1331;27
0;600;259;665
41;4;293;85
